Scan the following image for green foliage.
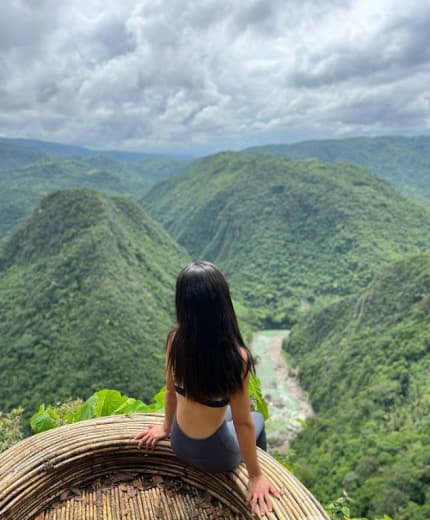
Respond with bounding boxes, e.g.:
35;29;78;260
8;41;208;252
323;490;394;520
141;151;430;329
29;388;166;434
30;404;60;433
246;135;430;206
282;253;430;519
0;188;190;432
324;491;357;520
0;407;24;452
248;373;269;420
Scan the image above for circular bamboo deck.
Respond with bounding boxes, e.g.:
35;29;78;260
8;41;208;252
0;413;329;519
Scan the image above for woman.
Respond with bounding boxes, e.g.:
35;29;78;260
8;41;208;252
134;260;279;517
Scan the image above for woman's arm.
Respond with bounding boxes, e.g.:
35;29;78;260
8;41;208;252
229;349;279;516
163;330;177;434
229;369;262;477
134;331;177;449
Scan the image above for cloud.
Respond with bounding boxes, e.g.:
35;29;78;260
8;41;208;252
0;0;429;153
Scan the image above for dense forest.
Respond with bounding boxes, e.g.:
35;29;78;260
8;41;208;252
141;151;430;327
246;136;430;207
0;188;190;430
282;252;430;519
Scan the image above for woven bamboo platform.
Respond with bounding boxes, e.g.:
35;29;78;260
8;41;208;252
0;413;329;519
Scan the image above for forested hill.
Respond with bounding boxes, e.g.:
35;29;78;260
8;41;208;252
283;252;430;519
141;152;430;327
0;140;191;239
246;136;430;206
0;188;190;426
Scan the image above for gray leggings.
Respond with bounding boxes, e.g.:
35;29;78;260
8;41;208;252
170;406;266;473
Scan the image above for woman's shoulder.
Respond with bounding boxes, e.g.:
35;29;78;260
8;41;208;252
165;328;178;353
238;345;248;361
238;345;253;377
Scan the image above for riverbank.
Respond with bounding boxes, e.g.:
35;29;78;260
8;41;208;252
250;330;315;454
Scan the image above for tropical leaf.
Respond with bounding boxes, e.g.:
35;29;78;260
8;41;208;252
248;373;269;420
30;404;59;433
94;389;127;417
78;394;98;421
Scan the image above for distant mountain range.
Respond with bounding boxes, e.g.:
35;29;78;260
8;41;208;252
1;134;429;243
0;136;193;162
0;188;190;427
246;135;430;206
0;140;192;239
284;252;430;519
141;151;430;327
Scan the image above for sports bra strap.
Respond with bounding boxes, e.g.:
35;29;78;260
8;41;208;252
174;384;229;408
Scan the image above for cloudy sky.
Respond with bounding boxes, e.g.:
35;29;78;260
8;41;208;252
1;0;429;154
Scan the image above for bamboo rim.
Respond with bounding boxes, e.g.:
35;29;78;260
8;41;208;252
0;413;329;519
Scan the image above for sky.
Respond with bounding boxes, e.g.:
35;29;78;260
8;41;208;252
0;0;429;154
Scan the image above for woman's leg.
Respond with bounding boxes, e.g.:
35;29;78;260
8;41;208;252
225;406;267;451
251;411;267;451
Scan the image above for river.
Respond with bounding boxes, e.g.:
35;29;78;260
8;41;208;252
250;330;315;454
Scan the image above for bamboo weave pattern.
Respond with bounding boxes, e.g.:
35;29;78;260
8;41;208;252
0;413;329;519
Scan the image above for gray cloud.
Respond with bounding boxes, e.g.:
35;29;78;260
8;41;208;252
0;0;429;153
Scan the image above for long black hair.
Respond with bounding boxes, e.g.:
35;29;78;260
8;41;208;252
167;260;255;402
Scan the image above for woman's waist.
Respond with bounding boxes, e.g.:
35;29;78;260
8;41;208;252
174;405;227;439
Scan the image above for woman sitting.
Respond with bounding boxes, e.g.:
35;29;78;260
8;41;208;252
134;260;279;516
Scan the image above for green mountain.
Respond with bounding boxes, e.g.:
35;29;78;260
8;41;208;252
0;151;190;239
283;252;430;519
141;152;430;327
0;188;190;426
246;136;430;206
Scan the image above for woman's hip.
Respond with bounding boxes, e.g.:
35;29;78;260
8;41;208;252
170;415;242;473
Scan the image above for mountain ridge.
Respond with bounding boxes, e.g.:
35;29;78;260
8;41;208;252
245;135;430;206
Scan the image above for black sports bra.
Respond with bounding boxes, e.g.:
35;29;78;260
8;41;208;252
174;383;229;408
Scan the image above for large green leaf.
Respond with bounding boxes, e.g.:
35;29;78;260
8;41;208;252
78;394;98;421
94;389;126;417
248;373;269;420
146;386;166;412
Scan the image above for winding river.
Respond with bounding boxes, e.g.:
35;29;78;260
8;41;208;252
250;330;315;454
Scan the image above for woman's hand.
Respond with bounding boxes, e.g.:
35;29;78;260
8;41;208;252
247;474;280;517
134;424;169;450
